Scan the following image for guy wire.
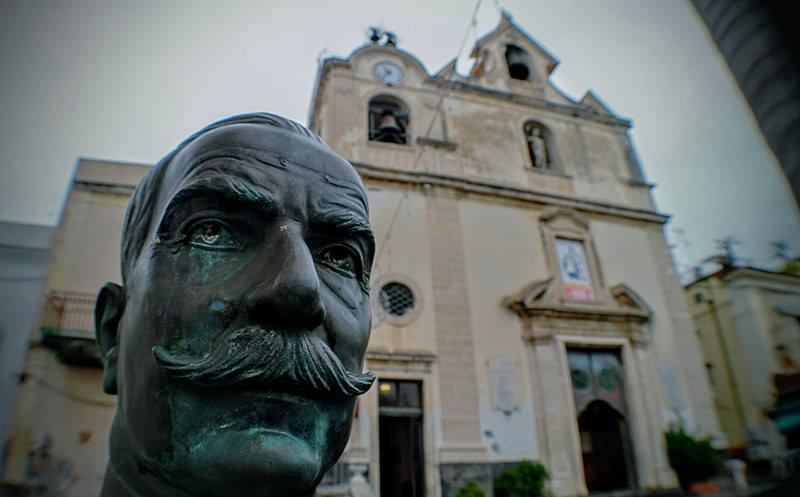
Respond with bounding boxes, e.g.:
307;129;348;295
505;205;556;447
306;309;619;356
373;0;484;269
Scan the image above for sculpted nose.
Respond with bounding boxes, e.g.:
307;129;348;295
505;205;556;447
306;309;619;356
245;225;325;329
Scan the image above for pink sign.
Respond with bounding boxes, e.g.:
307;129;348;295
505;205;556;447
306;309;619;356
564;283;594;301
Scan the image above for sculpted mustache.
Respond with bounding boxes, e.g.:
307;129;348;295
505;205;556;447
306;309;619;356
151;327;375;398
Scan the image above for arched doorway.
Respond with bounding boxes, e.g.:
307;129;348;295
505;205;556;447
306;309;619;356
568;348;636;492
578;400;630;491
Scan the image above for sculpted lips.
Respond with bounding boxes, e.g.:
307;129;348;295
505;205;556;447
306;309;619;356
152;326;375;398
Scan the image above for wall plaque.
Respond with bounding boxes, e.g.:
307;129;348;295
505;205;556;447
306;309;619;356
488;357;518;415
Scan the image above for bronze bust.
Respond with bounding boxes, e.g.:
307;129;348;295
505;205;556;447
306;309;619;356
94;113;376;497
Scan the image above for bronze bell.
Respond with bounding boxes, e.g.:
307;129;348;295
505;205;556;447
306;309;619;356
377;112;402;134
506;50;530;80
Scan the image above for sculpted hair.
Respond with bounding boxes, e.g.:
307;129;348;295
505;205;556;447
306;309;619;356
120;113;327;284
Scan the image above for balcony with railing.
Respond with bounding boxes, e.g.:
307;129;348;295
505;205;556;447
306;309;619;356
39;290;101;367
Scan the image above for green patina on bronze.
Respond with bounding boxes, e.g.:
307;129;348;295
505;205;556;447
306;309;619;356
94;113;376;497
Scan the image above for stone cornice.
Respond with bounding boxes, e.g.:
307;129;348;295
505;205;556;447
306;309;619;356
723;267;800;287
686;266;800;289
75;180;136;195
504;278;652;345
353;162;669;225
366;350;436;363
522;322;649;345
366;350;436;373
508;302;650;324
312;57;631;129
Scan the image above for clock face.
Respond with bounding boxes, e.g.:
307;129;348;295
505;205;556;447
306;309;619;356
374;61;404;86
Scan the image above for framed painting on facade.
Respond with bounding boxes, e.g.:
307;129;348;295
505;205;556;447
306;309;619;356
555;238;594;300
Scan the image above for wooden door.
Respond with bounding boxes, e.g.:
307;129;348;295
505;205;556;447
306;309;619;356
378;380;425;497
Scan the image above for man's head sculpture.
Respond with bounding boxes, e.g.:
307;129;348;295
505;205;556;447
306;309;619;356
94;113;376;497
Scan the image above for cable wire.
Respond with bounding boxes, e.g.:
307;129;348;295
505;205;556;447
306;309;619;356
373;0;484;269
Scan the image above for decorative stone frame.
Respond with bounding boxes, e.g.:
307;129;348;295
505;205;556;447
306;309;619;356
502;295;671;495
502;245;677;495
502;204;671;495
371;273;424;327
539;208;608;306
523;334;671;496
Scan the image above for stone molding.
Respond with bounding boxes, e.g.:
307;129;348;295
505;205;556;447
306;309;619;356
353;162;669;225
504;277;651;345
75;180;135;195
365;351;435;374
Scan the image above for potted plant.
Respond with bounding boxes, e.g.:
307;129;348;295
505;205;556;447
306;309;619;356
455;481;487;497
494;460;549;497
665;428;722;493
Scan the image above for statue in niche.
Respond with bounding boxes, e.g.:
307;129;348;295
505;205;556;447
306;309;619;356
527;125;549;168
94;113;376;497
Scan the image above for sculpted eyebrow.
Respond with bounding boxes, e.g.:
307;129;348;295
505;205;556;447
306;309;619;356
312;209;373;238
167;175;277;211
160;175;278;227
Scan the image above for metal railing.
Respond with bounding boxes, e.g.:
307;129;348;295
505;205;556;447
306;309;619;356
39;290;97;340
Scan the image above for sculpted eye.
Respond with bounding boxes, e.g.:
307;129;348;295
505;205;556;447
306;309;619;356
318;245;358;277
188;220;238;250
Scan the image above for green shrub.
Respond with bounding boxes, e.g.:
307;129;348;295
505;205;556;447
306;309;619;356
494;460;549;497
664;428;722;490
455;481;486;497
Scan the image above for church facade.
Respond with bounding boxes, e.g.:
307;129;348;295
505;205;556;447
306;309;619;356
307;13;721;497
5;13;722;497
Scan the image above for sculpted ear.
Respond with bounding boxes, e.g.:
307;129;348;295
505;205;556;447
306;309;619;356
95;282;125;395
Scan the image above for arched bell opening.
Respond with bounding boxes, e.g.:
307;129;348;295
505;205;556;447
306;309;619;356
505;44;532;81
368;95;409;145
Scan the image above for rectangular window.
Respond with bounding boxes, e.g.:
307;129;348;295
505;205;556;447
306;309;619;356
555;238;594;300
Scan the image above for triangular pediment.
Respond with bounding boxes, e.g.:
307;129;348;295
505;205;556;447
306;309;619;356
610;284;652;317
580;90;616;116
504;278;651;322
469;11;559;77
502;277;555;309
433;58;458;81
463;11;575;102
540;207;589;232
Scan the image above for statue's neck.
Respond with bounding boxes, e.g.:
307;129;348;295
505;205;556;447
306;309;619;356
99;460;192;497
100;461;317;497
99;462;138;497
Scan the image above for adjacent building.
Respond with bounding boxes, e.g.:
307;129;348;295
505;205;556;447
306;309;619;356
6;13;723;497
2;160;146;496
0;221;54;480
685;265;800;463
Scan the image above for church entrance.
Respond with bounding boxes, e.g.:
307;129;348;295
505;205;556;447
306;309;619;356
568;349;635;492
579;400;630;491
378;380;425;497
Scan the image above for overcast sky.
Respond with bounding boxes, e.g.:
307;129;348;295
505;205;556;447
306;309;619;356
1;0;798;278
